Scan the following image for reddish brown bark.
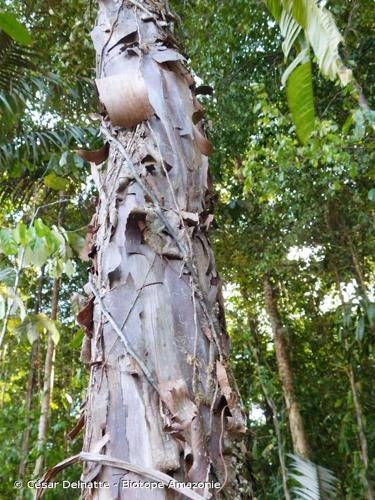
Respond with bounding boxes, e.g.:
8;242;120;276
79;1;248;498
263;275;310;459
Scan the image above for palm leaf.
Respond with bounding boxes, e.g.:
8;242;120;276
288;454;339;499
264;0;354;144
280;7;302;59
300;0;352;84
0;31;34;91
287;61;315;144
0;125;97;170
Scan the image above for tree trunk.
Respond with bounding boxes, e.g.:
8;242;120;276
263;275;310;459
17;270;44;491
333;267;375;500
33;277;60;478
80;1;247;499
244;305;290;500
347;364;375;500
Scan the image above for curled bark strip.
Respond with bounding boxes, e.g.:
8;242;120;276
95;72;154;128
151;47;185;64
159;379;197;423
216;361;246;434
195;85;213;96
35;452;206;500
193;125;213;156
76;297;94;337
66;413;85;440
75;143;109;165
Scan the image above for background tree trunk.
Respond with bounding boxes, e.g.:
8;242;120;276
17;269;44;491
263;275;310;459
33;277;60;478
244;306;290;500
333;267;375;500
81;1;248;498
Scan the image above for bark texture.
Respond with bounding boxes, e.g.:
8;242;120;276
80;1;248;499
263;275;310;459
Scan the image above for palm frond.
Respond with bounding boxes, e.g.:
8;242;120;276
288;454;339;500
264;0;354;143
300;0;352;84
0;125;97;171
0;31;35;91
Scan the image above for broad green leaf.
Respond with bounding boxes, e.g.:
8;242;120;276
0;267;16;286
24;237;51;268
281;47;308;86
367;303;375;325
26;322;39;344
66;231;86;257
368;189;375;202
39;317;60;344
70;329;84;349
292;0;307;29
44;173;70;191
34;218;49;238
9;294;26;320
0;229;18;255
287;62;315;144
356;316;365;341
14;221;28;245
0;12;32;45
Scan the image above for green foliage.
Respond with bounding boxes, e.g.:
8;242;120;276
15;313;60;345
265;0;357;143
0;12;32;45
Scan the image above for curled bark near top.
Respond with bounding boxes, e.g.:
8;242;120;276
76;1;250;499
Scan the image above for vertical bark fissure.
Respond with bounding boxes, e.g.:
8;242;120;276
33;276;61;478
263;275;310;459
80;1;248;498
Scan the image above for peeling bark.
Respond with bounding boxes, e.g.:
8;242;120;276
80;1;248;499
263;275;310;459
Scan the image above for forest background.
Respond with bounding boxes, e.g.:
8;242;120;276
0;0;373;499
